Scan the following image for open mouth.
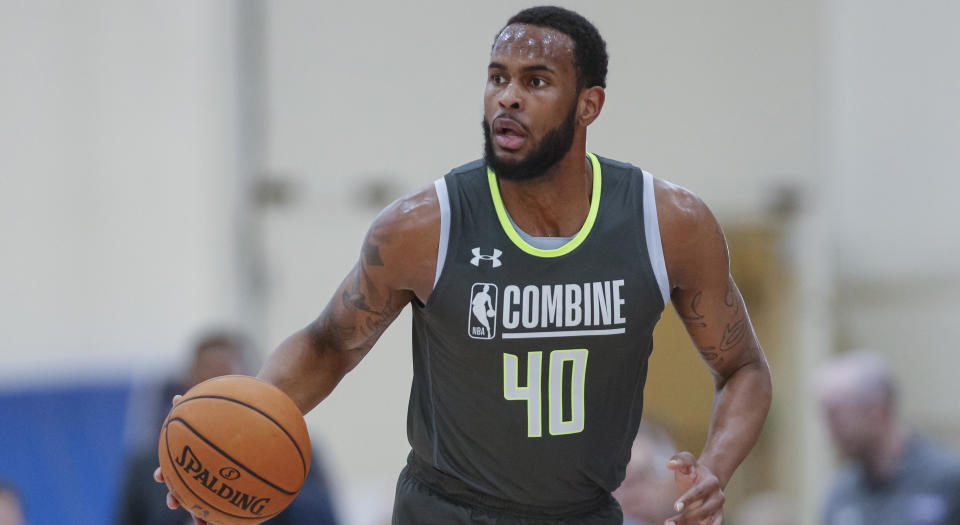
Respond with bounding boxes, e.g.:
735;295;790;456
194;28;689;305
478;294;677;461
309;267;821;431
494;118;527;150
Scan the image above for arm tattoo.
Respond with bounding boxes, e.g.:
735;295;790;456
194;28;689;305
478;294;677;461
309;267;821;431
678;291;707;329
362;239;385;267
308;312;356;355
346;236;389;314
320;270;399;355
697;345;720;364
724;280;739;314
342;273;382;314
718;319;748;352
305;228;409;361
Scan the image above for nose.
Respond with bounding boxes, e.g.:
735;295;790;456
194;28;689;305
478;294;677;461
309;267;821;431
498;81;522;110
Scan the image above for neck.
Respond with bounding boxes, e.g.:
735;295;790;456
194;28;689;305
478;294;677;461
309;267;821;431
864;424;907;481
496;141;592;237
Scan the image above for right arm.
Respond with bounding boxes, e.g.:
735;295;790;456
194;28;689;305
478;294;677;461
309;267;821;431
258;185;441;414
158;186;441;524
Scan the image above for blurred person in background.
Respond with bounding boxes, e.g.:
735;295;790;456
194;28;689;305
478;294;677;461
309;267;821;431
817;351;960;525
0;480;26;525
121;329;253;456
734;492;795;525
159;6;772;525
613;422;679;525
116;329;339;525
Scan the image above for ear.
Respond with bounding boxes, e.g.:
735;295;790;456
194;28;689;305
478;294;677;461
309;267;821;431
577;86;605;127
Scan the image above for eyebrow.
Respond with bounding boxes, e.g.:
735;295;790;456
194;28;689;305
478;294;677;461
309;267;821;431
488;62;556;74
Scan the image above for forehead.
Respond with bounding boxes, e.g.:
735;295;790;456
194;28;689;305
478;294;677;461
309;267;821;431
196;344;241;360
491;23;576;70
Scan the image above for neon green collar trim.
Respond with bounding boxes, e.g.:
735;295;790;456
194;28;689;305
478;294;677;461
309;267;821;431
486;152;602;258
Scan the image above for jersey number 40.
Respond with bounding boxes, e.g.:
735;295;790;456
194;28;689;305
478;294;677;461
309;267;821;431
503;349;587;438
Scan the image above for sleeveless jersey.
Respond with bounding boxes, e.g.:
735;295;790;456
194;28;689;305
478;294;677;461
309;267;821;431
407;153;670;510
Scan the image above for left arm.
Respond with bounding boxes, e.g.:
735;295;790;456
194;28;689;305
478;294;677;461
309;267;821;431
656;178;773;524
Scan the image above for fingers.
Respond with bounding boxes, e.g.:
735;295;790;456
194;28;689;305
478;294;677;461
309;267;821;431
171;394;183;406
165;491;180;510
665;490;725;525
165;484;206;525
675;474;721;512
667;451;697;475
159;468;183;515
666;509;723;525
157;455;203;524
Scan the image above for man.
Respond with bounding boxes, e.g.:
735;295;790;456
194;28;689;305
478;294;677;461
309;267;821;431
818;351;960;525
159;6;771;524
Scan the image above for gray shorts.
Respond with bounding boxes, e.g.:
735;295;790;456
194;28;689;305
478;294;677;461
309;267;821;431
391;466;623;525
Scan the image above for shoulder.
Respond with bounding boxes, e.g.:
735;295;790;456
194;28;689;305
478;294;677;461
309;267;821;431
652;177;718;237
650;177;727;287
366;183;440;270
362;180;447;300
369;183;441;242
908;437;960;483
370;158;490;256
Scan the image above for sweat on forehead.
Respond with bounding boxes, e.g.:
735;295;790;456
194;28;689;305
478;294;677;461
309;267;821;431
493;24;575;58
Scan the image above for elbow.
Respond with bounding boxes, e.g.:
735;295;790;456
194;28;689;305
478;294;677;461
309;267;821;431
746;357;773;410
716;354;772;403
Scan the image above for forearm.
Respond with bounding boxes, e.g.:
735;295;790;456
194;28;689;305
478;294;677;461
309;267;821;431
258;254;408;415
257;321;359;415
698;358;772;487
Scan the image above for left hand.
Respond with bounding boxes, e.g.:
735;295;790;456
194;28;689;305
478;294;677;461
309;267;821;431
664;451;724;525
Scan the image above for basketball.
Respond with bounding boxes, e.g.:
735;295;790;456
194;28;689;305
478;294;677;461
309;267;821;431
157;375;311;524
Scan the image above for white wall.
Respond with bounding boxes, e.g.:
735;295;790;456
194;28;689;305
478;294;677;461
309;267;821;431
823;0;960;448
0;1;245;384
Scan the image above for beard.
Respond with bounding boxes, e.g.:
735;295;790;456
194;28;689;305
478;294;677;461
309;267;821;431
483;102;578;182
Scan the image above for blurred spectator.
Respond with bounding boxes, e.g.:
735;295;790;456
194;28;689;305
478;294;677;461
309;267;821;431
817;350;960;525
114;329;339;525
613;422;679;525
0;480;26;525
121;329;253;457
735;492;795;525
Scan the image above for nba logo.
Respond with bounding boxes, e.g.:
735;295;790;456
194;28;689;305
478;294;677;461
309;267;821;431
468;283;498;340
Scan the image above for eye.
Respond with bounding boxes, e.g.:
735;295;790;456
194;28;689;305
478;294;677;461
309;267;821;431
530;77;547;88
490;74;505;84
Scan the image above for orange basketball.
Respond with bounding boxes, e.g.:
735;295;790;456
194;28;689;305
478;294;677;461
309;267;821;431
157;375;311;525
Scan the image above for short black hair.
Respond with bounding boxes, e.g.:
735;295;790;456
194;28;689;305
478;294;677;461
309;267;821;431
501;6;608;90
193;329;246;356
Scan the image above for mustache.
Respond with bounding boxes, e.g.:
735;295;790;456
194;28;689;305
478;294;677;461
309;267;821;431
490;114;530;135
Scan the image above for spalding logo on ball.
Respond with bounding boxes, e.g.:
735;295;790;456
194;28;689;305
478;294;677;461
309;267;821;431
158;375;311;524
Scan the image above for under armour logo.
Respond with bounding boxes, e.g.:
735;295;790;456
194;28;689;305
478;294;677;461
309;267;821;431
471;247;502;268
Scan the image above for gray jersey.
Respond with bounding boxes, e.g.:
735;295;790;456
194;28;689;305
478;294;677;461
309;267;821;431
407;153;671;510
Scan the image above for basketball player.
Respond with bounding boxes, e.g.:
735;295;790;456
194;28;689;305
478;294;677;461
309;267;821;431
158;6;771;524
